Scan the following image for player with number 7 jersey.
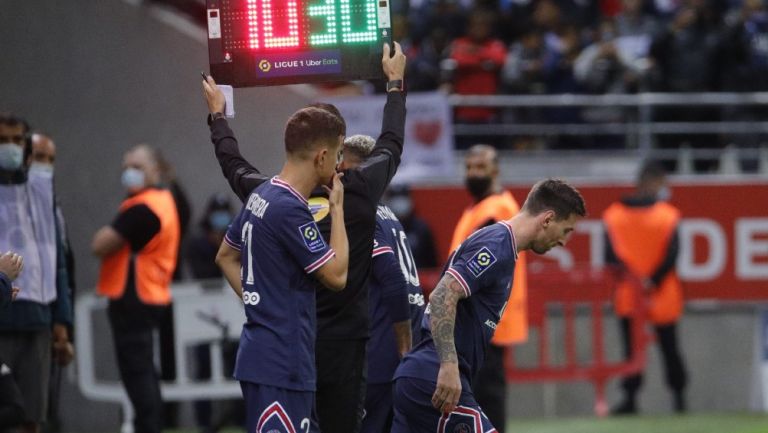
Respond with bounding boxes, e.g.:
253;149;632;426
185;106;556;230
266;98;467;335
212;106;348;433
220;174;346;433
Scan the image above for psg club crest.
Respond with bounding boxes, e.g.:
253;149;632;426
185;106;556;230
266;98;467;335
453;423;471;433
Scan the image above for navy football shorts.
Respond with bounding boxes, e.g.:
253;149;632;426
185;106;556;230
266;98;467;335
241;381;313;433
391;376;497;433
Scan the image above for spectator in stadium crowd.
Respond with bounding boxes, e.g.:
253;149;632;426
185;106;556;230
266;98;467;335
501;25;548;95
603;161;688;415
385;185;438;270
574;17;654;148
447;144;528;433
648;0;723;169
202;43;406;433
720;0;768;151
443;8;506;148
721;0;768;91
210;106;349;432
92;143;181;433
575;18;651;94
404;27;451;92
408;0;467;44
0;114;73;433
1;252;25;430
500;24;548;149
615;0;661;40
393;179;586;433
339;135;426;433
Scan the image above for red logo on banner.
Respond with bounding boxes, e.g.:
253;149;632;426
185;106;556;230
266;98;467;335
412;120;442;146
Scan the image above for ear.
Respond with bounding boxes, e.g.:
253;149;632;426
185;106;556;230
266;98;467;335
315;148;328;168
541;209;555;228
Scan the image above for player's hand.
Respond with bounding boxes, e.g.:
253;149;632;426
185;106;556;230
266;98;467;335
382;41;406;81
0;251;23;281
11;287;19;301
202;74;227;114
432;362;461;414
324;172;344;212
52;324;75;366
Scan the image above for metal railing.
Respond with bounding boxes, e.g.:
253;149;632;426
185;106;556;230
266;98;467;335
449;92;768;161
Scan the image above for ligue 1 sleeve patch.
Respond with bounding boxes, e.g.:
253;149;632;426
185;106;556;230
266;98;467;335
298;221;326;252
467;247;497;277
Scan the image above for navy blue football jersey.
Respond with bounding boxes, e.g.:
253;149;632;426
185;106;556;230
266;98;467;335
225;177;336;391
367;205;426;384
394;222;517;388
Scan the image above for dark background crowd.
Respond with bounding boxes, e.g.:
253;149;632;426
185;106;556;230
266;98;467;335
152;0;768;154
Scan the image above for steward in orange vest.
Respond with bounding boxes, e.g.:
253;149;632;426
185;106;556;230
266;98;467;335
92;144;180;433
447;144;527;433
603;160;687;415
96;187;180;305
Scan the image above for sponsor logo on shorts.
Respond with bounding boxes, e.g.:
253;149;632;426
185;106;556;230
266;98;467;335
484;319;497;330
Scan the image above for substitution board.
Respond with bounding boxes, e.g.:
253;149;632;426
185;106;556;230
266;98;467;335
206;0;392;86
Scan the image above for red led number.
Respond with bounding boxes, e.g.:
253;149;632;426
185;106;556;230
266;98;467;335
247;0;301;49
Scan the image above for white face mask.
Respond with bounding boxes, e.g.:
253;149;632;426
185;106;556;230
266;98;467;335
28;162;54;178
121;167;146;192
0;143;24;171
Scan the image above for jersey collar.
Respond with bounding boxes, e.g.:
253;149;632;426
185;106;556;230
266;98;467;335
499;221;518;260
270;176;309;206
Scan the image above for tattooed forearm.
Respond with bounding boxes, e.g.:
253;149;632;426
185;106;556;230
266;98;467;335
429;273;466;364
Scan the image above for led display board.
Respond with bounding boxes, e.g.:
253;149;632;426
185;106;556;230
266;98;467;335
206;0;391;87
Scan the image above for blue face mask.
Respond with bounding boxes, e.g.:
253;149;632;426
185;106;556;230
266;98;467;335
121;168;145;192
209;210;232;231
0;143;24;171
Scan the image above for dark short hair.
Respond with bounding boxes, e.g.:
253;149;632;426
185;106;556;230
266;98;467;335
0;112;32;159
306;102;347;136
284;107;345;156
637;160;666;185
522;179;587;220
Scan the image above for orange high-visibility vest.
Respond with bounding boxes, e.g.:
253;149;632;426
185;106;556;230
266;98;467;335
603;201;683;324
97;188;180;305
449;191;528;345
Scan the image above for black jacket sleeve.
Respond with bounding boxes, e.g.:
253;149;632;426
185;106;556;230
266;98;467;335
355;91;406;202
604;230;624;268
650;227;680;287
210;118;270;203
0;273;11;309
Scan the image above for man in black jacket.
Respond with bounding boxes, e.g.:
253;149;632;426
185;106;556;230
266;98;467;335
202;42;407;433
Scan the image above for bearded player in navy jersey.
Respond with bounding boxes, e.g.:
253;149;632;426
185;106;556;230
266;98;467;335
215;107;349;433
392;179;586;433
339;135;426;433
